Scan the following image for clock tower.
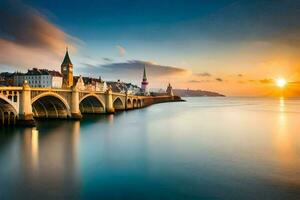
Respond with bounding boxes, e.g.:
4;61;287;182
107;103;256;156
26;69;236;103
61;47;73;88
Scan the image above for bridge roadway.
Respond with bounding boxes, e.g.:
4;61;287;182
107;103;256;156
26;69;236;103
0;82;177;126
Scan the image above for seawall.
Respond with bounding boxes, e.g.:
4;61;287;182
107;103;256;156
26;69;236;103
141;95;184;107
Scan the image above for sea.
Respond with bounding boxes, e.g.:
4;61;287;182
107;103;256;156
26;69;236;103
1;97;300;199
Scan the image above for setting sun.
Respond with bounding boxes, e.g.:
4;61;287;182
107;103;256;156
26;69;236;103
276;78;287;88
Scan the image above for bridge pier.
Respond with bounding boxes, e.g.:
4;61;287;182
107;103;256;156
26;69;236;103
71;86;82;119
125;91;129;110
105;88;115;114
17;81;35;126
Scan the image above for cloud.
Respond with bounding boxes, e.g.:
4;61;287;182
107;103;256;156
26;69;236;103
260;79;273;84
103;57;113;63
116;45;126;57
216;78;223;82
188;80;211;83
0;0;79;70
289;81;300;85
237;74;243;77
79;60;190;83
195;72;211;77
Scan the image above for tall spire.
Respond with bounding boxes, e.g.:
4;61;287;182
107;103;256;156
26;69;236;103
143;64;147;81
62;47;72;65
141;64;149;95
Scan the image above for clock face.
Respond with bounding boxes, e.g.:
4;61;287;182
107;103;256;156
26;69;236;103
63;67;67;71
69;67;73;72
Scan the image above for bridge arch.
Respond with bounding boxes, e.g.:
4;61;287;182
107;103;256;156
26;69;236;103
0;96;17;126
133;99;137;108
137;99;142;108
32;92;71;118
79;94;105;114
113;97;125;111
127;98;132;109
0;93;18;114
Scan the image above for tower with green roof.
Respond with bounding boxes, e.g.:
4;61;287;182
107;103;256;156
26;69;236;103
61;47;73;88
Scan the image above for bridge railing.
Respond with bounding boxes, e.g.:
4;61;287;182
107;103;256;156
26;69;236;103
30;88;72;92
0;86;23;91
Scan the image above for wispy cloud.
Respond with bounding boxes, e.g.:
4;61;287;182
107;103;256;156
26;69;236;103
216;78;223;82
0;0;79;70
289;81;300;85
79;60;190;83
260;79;273;84
103;57;113;63
188;80;211;83
195;72;212;77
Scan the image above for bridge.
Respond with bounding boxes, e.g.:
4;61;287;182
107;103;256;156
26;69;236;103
0;82;177;126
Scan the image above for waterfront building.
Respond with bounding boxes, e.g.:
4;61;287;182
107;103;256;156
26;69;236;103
12;72;24;87
74;76;107;92
126;83;141;94
0;72;14;86
141;65;149;96
166;83;174;96
13;68;63;88
61;48;74;88
107;80;140;94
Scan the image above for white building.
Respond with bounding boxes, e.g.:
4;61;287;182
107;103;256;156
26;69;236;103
74;76;107;92
106;80;140;95
13;68;63;88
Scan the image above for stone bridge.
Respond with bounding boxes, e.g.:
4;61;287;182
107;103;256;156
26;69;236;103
0;82;176;126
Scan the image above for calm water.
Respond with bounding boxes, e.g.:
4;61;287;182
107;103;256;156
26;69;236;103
1;97;300;199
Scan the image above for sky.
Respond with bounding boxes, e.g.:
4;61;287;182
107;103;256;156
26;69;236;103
1;0;300;96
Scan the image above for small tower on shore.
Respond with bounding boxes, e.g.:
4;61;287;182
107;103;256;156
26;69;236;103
141;65;149;95
61;47;73;88
166;83;174;96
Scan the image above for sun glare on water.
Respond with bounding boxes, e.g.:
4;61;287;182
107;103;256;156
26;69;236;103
276;78;287;88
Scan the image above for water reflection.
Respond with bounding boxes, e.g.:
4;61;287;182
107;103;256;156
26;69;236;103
1;98;300;199
2;120;83;199
71;121;80;170
277;97;286;136
31;128;39;169
22;128;39;173
272;97;300;187
107;113;114;124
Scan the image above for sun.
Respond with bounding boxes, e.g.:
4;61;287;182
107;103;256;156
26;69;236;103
276;78;287;88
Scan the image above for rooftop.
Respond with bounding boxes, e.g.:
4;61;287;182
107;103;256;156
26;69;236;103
15;68;62;77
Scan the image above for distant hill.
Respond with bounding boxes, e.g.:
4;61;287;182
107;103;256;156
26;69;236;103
173;89;225;97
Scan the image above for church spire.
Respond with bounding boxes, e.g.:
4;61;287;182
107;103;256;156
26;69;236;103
141;64;149;95
143;64;147;81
